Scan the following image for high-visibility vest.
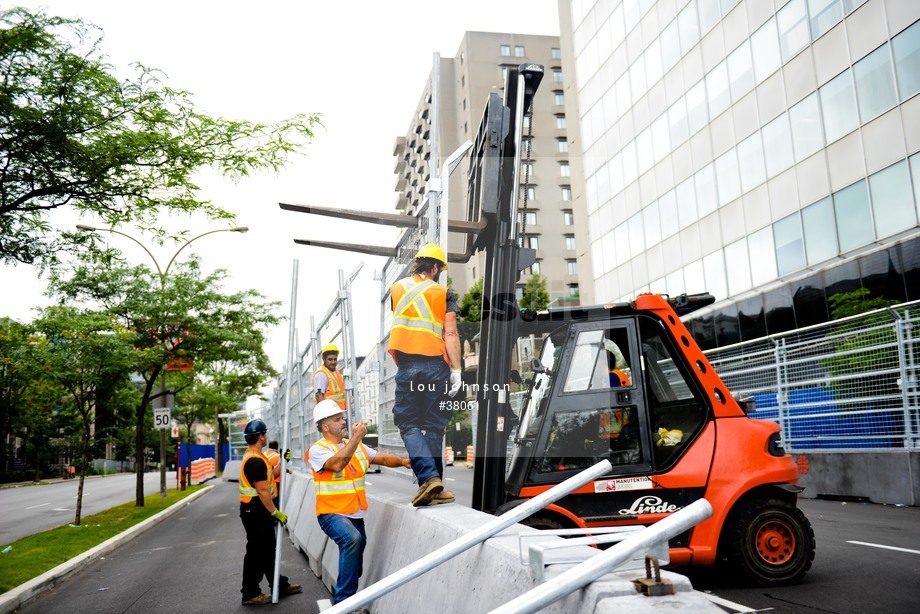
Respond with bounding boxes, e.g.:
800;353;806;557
263;448;281;490
387;275;447;363
313;365;347;410
239;447;276;503
307;438;370;516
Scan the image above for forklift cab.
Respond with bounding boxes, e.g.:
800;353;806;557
505;306;711;513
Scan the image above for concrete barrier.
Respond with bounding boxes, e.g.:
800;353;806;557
223;460;241;481
283;471;720;613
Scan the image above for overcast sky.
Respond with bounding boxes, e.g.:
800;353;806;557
3;1;560;397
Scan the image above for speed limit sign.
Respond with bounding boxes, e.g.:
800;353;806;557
153;407;171;430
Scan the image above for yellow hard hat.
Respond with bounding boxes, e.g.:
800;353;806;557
321;343;339;356
415;242;448;269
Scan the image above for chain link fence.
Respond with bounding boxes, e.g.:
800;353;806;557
704;301;920;451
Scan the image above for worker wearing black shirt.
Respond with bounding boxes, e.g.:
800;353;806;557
239;419;301;606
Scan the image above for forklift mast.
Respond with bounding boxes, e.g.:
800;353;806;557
469;64;544;514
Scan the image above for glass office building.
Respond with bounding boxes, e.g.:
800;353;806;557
558;0;920;347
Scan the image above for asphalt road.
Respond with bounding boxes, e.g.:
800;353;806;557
14;466;920;613
21;479;328;614
0;472;165;545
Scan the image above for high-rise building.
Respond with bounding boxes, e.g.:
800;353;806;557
393;31;595;305
559;0;920;347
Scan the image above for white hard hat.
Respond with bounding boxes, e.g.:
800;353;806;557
314;399;344;424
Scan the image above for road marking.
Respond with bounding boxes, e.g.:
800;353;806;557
26;503;50;510
847;540;920;555
700;592;771;612
52;508;70;512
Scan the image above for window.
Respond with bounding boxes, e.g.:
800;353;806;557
554;91;565;105
515;45;525;57
518;210;538;226
500;44;511;56
557;138;569;153
778;0;809;62
559;162;570;177
527;236;540;249
523;115;532;130
553;68;563;83
526;186;537;201
802;197;838;264
568;284;580;296
555;115;567;129
567;259;578;275
561;186;572;201
833;179;873;252
715;148;742;206
521;161;533;177
706;61;731;119
869;160;916;238
808;0;844;39
727;41;754;101
737;132;766;192
686;80;709;135
854;44;897;122
565;235;577;250
790;93;824;161
678;0;700;55
820;69;858;143
774;214;807;275
748;226;778;286
725;238;752;295
563;210;574;225
892;21;920;100
751;18;781;83
763;113;794;177
551;47;561;59
531;260;541;275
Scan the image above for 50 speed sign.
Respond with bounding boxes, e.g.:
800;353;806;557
153;407;171;430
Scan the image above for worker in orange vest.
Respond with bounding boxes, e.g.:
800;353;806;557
239;419;300;606
387;243;462;507
313;343;347;410
306;399;410;606
263;441;289;510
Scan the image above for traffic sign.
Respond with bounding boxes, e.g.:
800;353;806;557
153;407;171;430
171;425;180;438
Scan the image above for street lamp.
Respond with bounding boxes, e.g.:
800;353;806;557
76;223;249;497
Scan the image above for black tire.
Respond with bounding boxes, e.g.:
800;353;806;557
725;498;815;587
521;515;566;531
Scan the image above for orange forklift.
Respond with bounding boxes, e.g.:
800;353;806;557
466;65;815;587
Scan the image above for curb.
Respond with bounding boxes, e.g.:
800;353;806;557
0;485;214;614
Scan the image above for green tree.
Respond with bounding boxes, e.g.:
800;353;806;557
23;306;136;524
0;317;29;473
0;7;321;265
519;274;549;311
49;255;280;505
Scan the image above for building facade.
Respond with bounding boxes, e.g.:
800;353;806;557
393;31;595;305
559;0;920;347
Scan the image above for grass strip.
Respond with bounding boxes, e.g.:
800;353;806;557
0;485;203;593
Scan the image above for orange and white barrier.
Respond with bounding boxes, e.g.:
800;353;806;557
191;457;216;483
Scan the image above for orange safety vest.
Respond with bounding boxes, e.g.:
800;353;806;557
263;448;281;490
307;438;370;516
313;365;347;410
387;275;447;363
239;447;276;503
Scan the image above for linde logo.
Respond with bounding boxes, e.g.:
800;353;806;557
618;496;682;515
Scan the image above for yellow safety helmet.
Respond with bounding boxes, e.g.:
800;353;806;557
321;343;339;357
414;242;448;269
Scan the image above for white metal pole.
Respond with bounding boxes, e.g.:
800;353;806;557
272;259;299;603
489;499;714;614
324;460;613;614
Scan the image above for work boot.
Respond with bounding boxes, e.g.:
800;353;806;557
411;476;444;506
430;489;456;505
281;582;302;596
241;593;271;605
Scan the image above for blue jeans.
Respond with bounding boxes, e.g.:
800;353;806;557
393;355;450;484
317;514;366;604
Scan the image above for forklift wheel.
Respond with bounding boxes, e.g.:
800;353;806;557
521;515;566;531
726;498;816;587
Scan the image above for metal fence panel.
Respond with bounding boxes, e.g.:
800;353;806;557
704;302;920;451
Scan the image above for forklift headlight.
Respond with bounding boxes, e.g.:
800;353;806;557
768;432;786;457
